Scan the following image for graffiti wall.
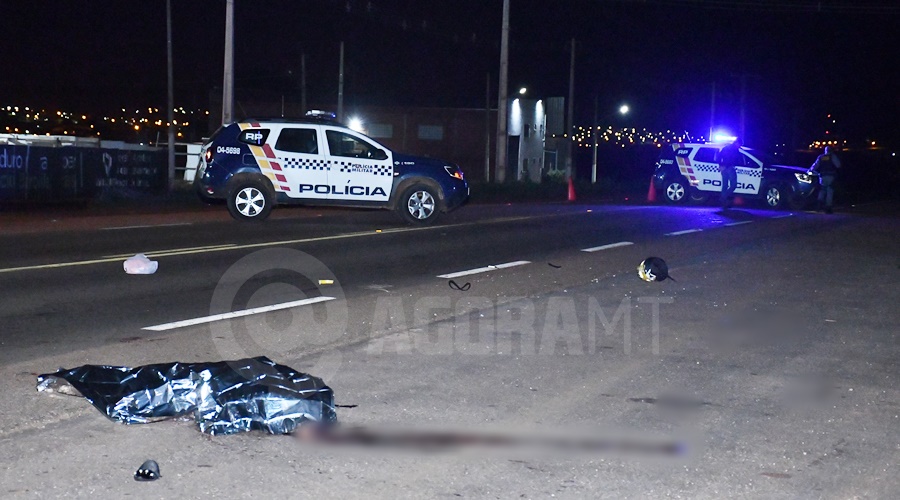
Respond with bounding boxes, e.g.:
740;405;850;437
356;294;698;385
0;145;166;202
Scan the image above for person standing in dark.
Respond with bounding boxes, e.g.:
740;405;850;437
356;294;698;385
715;137;743;209
808;145;841;214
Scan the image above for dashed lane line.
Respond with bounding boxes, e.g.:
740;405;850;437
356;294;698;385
665;228;703;236
143;296;336;331
581;241;634;253
437;261;531;279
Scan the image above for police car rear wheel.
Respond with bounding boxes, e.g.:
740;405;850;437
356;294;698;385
398;184;440;225
663;179;688;204
227;182;272;221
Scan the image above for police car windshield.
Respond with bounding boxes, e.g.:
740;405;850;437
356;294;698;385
743;148;776;166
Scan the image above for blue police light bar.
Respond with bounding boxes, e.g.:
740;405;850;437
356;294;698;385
713;132;737;143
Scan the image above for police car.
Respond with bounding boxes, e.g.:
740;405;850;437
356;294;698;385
652;142;817;209
194;114;469;224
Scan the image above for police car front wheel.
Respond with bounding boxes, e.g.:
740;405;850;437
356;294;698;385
764;184;789;209
398;184;441;225
227;181;273;221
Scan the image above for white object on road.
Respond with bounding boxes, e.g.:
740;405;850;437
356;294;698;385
124;254;158;275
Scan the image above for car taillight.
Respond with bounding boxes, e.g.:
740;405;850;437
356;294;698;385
444;165;464;181
204;148;213;162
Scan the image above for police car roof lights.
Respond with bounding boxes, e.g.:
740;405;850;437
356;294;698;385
713;133;738;143
305;110;337;120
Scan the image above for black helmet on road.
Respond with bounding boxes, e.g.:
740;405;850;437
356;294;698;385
638;257;671;282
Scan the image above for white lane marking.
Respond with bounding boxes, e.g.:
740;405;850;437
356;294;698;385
772;213;794;219
581;241;634;253
0;209;634;275
665;229;703;236
437;261;531;279
724;221;753;227
101;222;193;231
104;244;237;259
143;296;336;331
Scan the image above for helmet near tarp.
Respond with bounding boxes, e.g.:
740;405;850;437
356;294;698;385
638;257;670;282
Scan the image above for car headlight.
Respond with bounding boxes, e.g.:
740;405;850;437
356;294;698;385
795;172;813;183
444;165;465;181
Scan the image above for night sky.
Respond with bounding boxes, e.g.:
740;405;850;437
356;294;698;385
2;0;898;148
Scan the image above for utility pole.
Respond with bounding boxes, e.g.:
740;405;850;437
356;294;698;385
495;0;510;184
485;72;491;182
337;41;345;122
591;95;598;184
739;74;747;141
566;38;575;180
301;53;307;114
731;72;759;142
709;81;716;141
222;0;235;124
166;0;175;190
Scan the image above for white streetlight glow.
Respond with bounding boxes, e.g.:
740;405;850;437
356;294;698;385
619;104;630;115
519;87;527;95
348;116;364;132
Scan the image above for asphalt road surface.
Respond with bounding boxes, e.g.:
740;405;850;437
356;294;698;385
0;200;897;498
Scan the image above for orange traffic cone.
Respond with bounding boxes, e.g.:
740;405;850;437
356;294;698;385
646;176;657;202
567;177;576;202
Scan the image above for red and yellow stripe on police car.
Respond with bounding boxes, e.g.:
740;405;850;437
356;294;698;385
672;143;699;186
239;123;291;192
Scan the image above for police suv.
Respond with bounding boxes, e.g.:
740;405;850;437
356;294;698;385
653;142;817;209
195;114;469;224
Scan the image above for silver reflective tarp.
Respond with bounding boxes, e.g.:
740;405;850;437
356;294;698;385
36;356;336;435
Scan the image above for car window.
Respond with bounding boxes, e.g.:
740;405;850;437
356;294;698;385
326;130;381;159
740;152;761;167
694;147;718;163
275;128;318;154
743;148;774;167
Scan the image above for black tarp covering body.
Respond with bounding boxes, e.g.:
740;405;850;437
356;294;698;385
36;357;336;435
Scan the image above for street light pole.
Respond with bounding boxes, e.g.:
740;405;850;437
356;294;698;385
166;0;175;190
591;95;598;184
222;0;235;124
566;38;575;180
337;41;345;122
495;0;510;184
485;72;491;183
